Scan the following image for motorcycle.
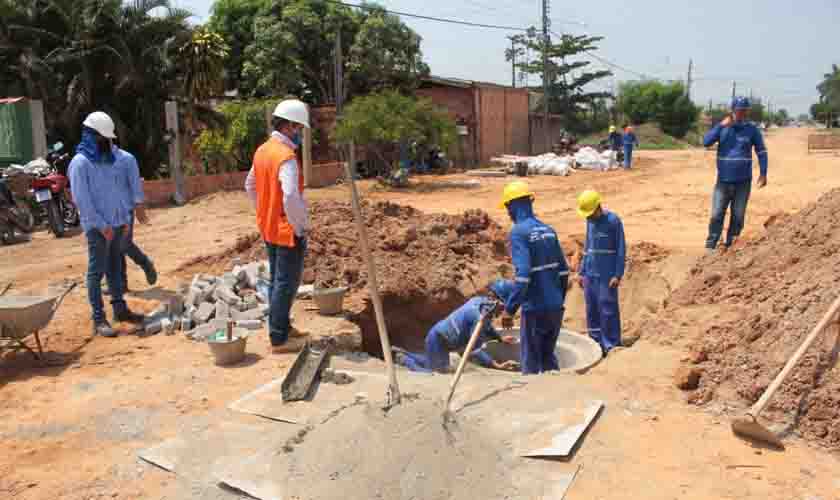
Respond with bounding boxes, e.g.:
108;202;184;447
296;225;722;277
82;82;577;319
29;142;79;237
0;171;35;245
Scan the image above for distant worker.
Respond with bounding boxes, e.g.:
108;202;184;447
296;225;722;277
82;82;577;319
702;96;768;253
245;99;311;354
70;111;147;338
622;125;639;169
499;181;570;374
576;190;626;355
608;125;623;168
393;281;519;373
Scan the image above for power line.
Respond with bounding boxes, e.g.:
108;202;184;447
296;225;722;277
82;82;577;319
324;0;530;31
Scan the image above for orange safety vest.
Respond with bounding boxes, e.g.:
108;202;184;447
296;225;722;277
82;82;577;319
253;137;304;247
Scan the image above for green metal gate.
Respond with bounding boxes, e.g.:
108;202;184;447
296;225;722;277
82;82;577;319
0;100;34;167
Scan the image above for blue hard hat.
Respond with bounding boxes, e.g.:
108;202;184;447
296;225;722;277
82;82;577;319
488;279;515;303
731;96;751;110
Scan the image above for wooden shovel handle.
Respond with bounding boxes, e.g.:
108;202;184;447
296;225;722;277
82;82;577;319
749;293;840;417
445;311;489;412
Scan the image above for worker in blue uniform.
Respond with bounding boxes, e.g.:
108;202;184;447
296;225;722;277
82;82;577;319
576;190;626;355
703;96;768;253
499;181;570;374
394;280;519;373
622;125;639;169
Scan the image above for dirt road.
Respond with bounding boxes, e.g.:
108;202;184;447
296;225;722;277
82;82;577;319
2;128;839;499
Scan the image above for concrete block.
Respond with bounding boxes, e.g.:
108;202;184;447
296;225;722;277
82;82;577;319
236;319;263;331
169;294;185;316
201;281;218;303
214;286;241;307
221;272;238;290
144;320;163;336
181;314;193;332
242;294;259;311
194;301;215;325
232;305;268;322
296;284;314;299
162;318;174;336
215;300;230;320
244;263;260;289
187;319;227;341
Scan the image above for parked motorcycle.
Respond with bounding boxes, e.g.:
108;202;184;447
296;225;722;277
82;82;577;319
29;143;79;237
0;172;35;245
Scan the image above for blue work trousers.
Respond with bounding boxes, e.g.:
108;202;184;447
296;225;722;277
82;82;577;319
519;309;564;374
402;326;450;373
265;238;306;346
623;146;634;169
86;226;129;323
584;277;621;354
121;218;153;282
706;180;752;249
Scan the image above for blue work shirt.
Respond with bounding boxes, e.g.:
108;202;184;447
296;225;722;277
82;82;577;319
69;147;144;232
581;210;626;280
608;132;622;150
623;132;639;148
703;121;768;183
506;198;569;315
433;296;501;367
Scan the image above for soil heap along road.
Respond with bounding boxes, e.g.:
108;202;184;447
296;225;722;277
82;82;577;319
664;187;840;450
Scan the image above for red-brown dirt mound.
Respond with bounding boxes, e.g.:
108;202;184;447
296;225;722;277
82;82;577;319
667;188;840;449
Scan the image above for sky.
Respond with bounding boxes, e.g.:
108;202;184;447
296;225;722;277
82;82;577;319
173;0;839;116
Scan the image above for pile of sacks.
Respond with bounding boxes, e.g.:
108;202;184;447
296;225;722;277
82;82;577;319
574;147;616;171
146;260;283;341
524;153;573;176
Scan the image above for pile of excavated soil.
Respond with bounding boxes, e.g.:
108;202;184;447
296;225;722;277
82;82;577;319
279;398;514;500
665;188;840;449
179;201;512;355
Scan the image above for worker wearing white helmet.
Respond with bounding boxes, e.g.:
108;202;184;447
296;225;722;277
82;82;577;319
69;111;148;338
245;99;311;354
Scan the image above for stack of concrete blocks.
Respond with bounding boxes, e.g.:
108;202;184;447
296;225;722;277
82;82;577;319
177;263;272;341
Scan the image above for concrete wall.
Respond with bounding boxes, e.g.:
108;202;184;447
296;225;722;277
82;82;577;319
529;115;567;155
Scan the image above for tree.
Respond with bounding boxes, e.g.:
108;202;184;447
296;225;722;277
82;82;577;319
812;65;840;126
195;99;272;172
616;81;699;138
507;29;612;132
238;0;428;103
334;90;456;174
208;0;269;92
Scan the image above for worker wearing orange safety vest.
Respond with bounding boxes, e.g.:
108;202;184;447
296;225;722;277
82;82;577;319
245;99;310;354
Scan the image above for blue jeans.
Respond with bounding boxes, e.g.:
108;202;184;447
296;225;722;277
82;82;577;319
122;220;153;279
519;309;565;374
623;146;633;168
706;180;752;249
265;237;306;346
86;227;129;323
584;277;621;354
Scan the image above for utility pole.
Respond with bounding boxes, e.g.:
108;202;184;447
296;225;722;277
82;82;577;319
510;37;517;88
542;0;550;152
732;81;736;100
686;58;693;100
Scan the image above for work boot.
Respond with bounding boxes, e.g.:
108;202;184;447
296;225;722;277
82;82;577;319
94;321;117;338
270;337;307;354
144;260;158;286
115;310;145;324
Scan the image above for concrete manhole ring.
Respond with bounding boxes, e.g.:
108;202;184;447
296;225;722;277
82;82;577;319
482;328;602;374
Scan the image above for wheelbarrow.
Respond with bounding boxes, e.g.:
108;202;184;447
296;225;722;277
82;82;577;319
0;283;76;361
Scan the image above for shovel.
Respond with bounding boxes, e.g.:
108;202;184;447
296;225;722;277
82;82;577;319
732;293;840;448
443;309;491;423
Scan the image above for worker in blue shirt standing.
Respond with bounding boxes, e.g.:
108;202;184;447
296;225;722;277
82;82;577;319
576;190;626;355
70;112;147;338
622;125;639;169
499;181;570;374
703;96;768;253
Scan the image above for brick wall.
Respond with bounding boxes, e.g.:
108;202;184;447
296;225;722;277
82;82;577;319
142;162;346;206
529;115;566;155
416;85;479;166
477;86;530;164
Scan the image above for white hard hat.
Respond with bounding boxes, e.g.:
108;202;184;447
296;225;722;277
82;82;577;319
82;111;117;139
272;99;310;128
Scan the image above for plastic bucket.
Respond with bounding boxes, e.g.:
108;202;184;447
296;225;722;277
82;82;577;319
312;287;348;315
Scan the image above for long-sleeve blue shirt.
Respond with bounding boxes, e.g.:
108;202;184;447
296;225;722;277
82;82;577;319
69;147;144;232
623;132;639;148
581;210;626;280
703;121;768;183
506;198;569;315
433;296;501;367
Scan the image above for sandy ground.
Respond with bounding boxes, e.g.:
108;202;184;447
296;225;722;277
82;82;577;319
2;128;840;499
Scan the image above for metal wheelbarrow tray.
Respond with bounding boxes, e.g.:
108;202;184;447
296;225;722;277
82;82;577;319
0;284;75;360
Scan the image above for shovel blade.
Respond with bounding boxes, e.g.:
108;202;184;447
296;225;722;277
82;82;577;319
731;415;785;449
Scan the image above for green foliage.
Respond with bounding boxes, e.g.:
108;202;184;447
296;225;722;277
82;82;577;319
208;0;269;91
195;99;273;171
179;26;230;102
335;90;456;168
508;29;612;130
616;81;699;138
231;0;427;103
